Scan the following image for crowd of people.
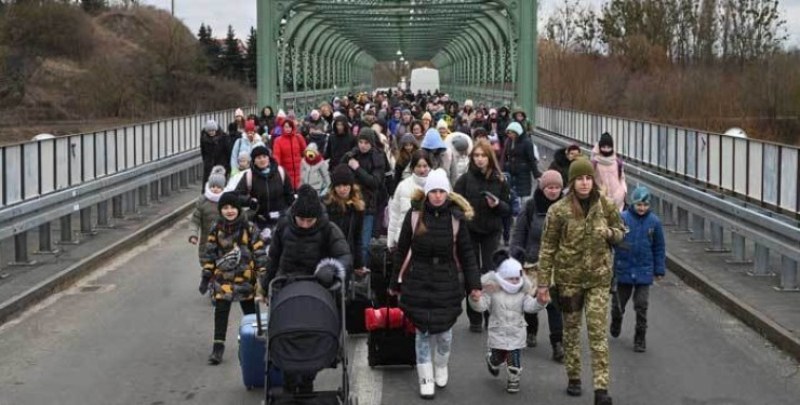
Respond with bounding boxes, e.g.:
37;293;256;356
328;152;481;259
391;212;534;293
192;89;667;405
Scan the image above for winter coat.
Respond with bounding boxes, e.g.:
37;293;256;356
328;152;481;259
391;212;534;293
387;174;426;249
325;198;365;270
201;216;267;302
614;207;666;285
306;132;329;156
510;188;561;264
548;147;572;186
591;146;627;211
300;158;331;196
390;190;481;334
234;162;295;228
341;147;386;214
229;134;264;172
453;164;511;236
537;194;625;288
421;133;453;179
200;130;231;181
444;132;473;185
469;272;545;350
273;122;307;190
190;191;220;258
325;117;357;172
261;215;353;289
502;133;542;198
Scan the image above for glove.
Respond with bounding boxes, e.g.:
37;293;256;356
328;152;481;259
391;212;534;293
198;277;210;295
248;198;259;210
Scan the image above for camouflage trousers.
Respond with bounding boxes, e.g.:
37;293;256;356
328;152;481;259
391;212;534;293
558;284;610;390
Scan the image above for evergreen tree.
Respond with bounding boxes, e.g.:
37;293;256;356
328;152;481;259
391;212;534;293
222;25;244;81
244;27;257;88
197;23;222;74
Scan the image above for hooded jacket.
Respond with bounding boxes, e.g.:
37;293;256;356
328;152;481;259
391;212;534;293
502;132;542;197
325;116;357;172
200;129;231;181
469;272;545;350
272;121;307;189
340;138;386;214
201;214;267;302
444;132;473;185
300;157;331;196
233;160;295;228
229;133;264;172
614;206;666;285
548;147;572;186
510;188;562;264
591;144;627;211
420;129;453;178
325;195;365;270
387;173;427;249
389;190;481;334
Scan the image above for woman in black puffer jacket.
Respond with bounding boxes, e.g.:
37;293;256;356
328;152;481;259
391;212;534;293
389;168;481;399
453;139;511;331
323;165;365;275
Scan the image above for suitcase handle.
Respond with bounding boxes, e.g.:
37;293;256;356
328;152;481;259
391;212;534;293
255;301;264;336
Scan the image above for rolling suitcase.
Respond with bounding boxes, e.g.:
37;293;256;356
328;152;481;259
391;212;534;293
345;273;371;334
368;238;391;305
238;309;283;390
366;300;416;367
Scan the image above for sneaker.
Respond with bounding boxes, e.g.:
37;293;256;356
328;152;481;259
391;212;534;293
566;379;582;396
610;316;621;338
634;330;646;352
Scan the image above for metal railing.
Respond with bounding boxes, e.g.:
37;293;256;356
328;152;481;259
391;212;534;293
0;107;256;209
536;106;800;216
535;128;799;292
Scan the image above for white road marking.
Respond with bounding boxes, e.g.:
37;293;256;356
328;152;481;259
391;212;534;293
351;335;383;405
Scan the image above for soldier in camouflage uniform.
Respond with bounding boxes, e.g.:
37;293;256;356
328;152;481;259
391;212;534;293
536;157;625;405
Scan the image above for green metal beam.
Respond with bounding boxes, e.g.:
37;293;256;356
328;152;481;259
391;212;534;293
257;0;279;108
515;0;537;119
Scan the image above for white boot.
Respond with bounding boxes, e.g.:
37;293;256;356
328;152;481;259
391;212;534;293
417;363;435;399
433;351;450;388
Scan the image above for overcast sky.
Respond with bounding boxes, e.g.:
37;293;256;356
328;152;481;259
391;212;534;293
140;0;800;47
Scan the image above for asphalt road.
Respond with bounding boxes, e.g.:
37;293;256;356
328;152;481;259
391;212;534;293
0;218;798;405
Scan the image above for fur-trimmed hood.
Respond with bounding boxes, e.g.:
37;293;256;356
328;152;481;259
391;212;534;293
410;189;474;221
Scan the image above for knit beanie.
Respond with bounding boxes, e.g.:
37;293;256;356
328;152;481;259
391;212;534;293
506;122;523;136
568;157;595;183
304;143;320;159
436;119;448;130
251;145;270;161
331;164;355;186
599;132;614;148
291;184;322;218
464;99;474;108
421;128;446;150
207;166;227;189
204;119;218;132
399;133;419;148
217;192;242;216
495;258;524;294
424;168;451;195
630;186;651;204
357;128;376;147
539;170;563;190
235;108;244;118
422;112;432;122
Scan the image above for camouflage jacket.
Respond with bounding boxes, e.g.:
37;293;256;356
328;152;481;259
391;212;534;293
537;194;625;288
201;217;268;302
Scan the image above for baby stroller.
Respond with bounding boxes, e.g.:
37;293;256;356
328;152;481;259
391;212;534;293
265;260;357;405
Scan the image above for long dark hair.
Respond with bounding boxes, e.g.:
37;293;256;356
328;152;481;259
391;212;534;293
567;177;601;218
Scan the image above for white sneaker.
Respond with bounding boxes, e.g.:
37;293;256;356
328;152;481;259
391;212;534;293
433;352;450;388
417;363;435;399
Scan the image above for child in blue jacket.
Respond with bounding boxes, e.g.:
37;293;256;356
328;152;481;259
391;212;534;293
610;186;665;352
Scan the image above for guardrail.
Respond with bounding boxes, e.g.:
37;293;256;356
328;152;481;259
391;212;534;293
0;107;256;209
535;128;799;292
536;106;800;217
280;86;371;116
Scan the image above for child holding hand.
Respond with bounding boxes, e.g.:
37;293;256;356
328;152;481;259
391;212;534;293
469;250;549;394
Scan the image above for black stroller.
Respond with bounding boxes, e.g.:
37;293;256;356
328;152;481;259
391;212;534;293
266;269;357;405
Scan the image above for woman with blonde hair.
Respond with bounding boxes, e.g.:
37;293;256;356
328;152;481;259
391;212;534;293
324;165;367;276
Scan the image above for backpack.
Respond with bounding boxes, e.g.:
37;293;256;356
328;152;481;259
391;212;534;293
397;210;461;283
245;166;286;192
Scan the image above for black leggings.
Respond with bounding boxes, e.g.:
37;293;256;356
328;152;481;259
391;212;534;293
213;299;256;342
466;230;501;326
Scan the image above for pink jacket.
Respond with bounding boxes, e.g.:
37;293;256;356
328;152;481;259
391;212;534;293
591;145;627;211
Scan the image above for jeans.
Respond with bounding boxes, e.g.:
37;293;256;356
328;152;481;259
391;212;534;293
415;328;453;364
213;299;256;342
361;214;375;266
488;348;521;368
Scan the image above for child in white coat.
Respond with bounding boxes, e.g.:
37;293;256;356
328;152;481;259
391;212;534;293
469;250;548;394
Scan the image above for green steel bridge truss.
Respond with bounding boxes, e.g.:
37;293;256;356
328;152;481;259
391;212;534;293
258;0;537;116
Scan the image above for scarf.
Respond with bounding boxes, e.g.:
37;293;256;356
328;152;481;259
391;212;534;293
412;173;427;188
204;185;222;203
495;273;523;294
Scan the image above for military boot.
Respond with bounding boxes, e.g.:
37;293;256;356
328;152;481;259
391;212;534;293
566;379;582;396
208;342;225;365
634;329;646;352
595;389;613;405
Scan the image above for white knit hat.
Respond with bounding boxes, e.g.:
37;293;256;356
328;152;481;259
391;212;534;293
495;258;524;294
424;168;451;195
